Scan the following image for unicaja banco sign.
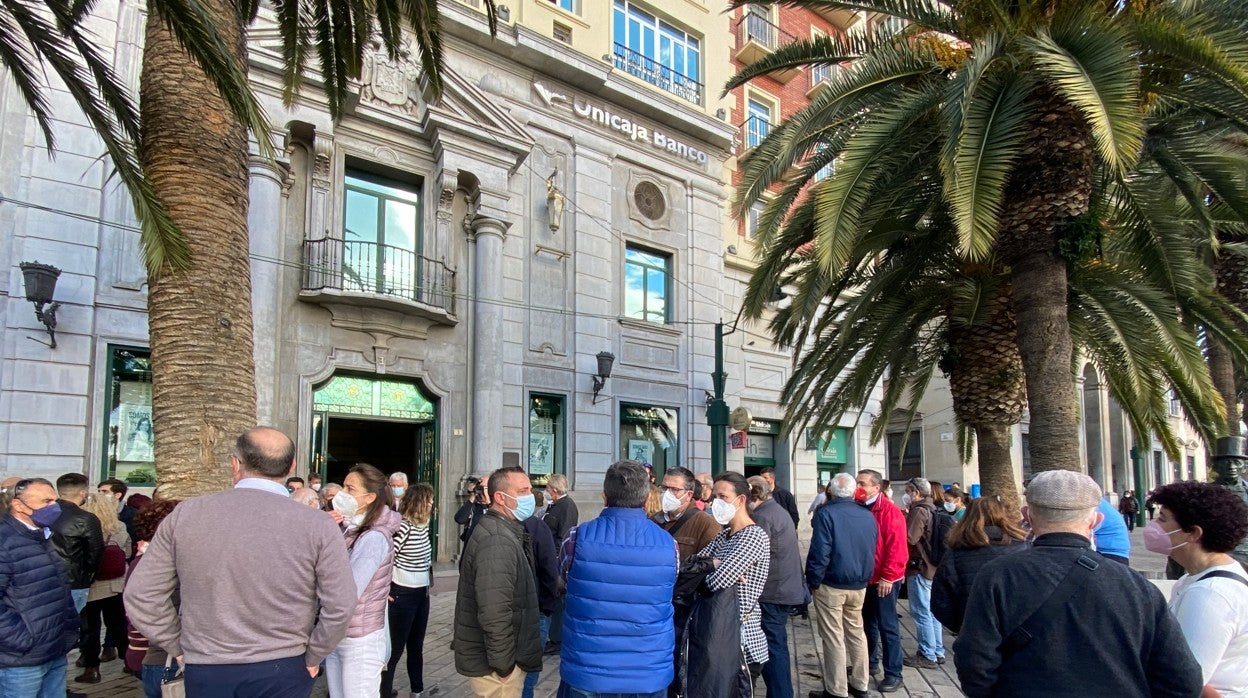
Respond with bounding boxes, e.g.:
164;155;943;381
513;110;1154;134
534;82;710;166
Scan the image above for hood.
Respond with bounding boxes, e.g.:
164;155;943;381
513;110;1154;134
372;505;403;537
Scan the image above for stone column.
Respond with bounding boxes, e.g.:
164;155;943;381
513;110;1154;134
248;153;289;425
471;214;509;477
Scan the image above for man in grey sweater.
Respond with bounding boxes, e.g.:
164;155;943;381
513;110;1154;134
125;427;358;697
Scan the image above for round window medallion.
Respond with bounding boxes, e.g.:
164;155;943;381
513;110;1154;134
633;181;666;221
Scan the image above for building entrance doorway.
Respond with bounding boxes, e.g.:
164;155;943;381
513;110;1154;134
310;374;439;555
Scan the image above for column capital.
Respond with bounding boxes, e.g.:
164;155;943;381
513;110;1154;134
470;214;511;241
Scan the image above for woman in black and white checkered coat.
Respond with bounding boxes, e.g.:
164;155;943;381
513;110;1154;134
694;471;772;669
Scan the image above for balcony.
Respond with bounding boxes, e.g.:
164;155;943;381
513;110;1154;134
740;114;774;153
612;43;703;105
302;238;457;324
806;62;842;99
734;12;800;83
814;7;861;31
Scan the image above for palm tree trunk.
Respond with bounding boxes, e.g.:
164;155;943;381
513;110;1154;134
1214;244;1248;435
1011;252;1082;471
998;90;1094;473
976;422;1021;521
140;1;255;496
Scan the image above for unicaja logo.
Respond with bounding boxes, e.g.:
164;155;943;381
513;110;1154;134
533;81;710;166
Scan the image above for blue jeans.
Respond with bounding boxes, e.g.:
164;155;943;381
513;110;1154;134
141;662;180;698
70;588;88;613
759;602;794;698
0;656;67;698
556;683;667;698
863;582;903;680
523;613;553;698
906;575;945;660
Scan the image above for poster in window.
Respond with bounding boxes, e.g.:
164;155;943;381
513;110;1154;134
529;432;555;475
628;439;654;465
119;403;154;463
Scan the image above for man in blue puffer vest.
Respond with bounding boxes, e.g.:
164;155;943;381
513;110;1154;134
0;478;81;697
557;460;679;698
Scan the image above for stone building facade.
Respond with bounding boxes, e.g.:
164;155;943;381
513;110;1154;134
0;0;741;559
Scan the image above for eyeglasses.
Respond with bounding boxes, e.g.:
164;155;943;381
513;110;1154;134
663;486;688;495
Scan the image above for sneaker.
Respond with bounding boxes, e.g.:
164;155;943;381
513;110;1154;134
902;654;939;669
936;656;946;665
849;687;870;698
878;676;904;693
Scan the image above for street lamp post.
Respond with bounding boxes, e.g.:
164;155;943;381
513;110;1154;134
1130;446;1146;528
708;321;730;476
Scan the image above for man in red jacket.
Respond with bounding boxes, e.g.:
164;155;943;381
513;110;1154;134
855;469;908;693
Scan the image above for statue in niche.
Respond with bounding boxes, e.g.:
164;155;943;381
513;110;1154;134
360;38;421;114
546;169;565;232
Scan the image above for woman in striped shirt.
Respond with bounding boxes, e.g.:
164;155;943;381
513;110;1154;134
382;483;434;698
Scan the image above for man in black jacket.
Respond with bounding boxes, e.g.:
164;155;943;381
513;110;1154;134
761;467;800;528
541;474;578;655
454;467;542;696
0;478;81;695
954;471;1202;698
50;473;103;614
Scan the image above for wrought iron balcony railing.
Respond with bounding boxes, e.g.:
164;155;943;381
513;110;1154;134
303;238;456;314
742;114;774;151
612;43;703;105
737;11;780;51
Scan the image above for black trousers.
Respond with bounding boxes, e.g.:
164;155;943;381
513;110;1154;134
381;583;430;697
80;594;127;667
184;655;315;698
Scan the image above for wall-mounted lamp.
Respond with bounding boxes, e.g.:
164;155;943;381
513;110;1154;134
591;351;615;404
19;261;61;349
497;5;511;21
546;169;565;232
715;108;727;120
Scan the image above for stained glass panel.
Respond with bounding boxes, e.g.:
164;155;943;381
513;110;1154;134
313;375;435;420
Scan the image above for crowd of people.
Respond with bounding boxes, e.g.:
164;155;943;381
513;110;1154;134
1;425;1246;698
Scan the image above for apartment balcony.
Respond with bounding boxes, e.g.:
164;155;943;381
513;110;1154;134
612;43;703;105
734;13;800;83
806;62;843;99
739;114;775;154
814;7;861;31
301;238;458;324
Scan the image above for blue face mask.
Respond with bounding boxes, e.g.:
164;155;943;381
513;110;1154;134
503;492;536;521
30;502;62;528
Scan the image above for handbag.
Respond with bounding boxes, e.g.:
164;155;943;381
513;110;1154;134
161;656;185;698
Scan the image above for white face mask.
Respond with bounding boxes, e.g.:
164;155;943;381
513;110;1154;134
944;502;957;513
902;493;912;508
311;483;321;492
661;489;684;514
864;493;880;506
711;498;737;525
332;490;359;518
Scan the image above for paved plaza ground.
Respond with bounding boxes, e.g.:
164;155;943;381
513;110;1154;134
73;524;1169;698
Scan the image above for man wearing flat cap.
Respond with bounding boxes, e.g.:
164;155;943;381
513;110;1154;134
953;470;1202;697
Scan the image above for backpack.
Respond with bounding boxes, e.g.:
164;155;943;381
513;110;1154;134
925;505;955;567
97;541;127;580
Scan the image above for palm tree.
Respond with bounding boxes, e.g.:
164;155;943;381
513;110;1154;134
3;0;495;494
748;176;1237;515
729;0;1248;473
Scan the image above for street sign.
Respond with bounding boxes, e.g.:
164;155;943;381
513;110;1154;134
729;406;753;432
730;431;748;450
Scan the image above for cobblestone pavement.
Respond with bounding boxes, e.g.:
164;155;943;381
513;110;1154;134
74;526;1169;697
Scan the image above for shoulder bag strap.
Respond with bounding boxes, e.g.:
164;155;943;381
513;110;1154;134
1001;553;1100;656
1197;570;1248;589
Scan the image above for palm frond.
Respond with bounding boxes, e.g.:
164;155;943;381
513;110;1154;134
1022;11;1144;175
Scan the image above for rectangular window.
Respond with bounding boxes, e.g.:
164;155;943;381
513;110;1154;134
548;0;575;11
620;403;679;479
886;429;922;482
746;98;772;149
100;346;155;484
1021;432;1033;479
1154;450;1165;486
746;201;766;239
528;394;566;488
1186;455;1195;480
612;0;702;104
343;170;422;298
624;244;671;323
